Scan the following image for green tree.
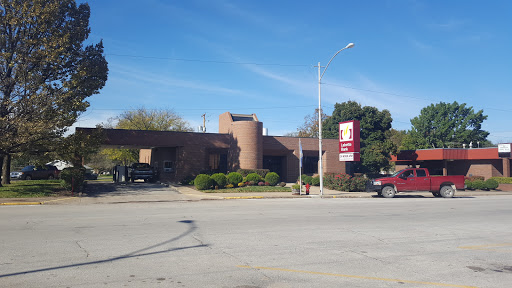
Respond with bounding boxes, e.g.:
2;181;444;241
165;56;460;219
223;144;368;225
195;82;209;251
295;108;328;138
0;0;108;185
322;101;396;174
55;126;105;167
403;101;489;149
102;107;193;164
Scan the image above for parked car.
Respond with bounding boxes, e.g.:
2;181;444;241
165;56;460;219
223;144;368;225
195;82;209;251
84;171;98;180
370;168;465;198
20;165;60;180
128;163;158;182
10;171;22;179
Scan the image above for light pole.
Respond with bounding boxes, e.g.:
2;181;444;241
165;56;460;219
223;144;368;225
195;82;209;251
317;43;354;196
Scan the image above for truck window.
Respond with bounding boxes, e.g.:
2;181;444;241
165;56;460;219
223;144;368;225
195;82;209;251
416;169;427;177
401;170;414;178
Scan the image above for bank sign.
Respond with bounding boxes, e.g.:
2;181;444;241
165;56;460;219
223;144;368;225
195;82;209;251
339;120;360;161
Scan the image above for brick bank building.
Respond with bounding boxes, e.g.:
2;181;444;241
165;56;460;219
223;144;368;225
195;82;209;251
79;112;347;182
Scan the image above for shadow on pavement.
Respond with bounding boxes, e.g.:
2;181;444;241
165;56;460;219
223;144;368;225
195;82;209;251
83;181;172;198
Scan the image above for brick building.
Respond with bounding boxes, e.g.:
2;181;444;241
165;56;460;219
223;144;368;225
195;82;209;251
79;112;348;182
392;147;511;179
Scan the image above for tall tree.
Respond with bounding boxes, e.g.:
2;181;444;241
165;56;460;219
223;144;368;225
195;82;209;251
323;101;397;174
295;108;328;138
0;0;108;185
403;101;489;149
102;107;193;164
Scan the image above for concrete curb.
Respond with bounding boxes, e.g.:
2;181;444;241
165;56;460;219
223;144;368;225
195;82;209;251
0;202;42;205
0;197;77;206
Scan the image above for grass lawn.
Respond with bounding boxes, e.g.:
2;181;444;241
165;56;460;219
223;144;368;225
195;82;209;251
0;180;69;198
202;186;291;193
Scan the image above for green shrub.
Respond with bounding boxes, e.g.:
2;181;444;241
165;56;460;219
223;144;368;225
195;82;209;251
303;175;313;185
485;179;499;190
180;175;196;185
60;167;86;192
292;184;300;190
323;173;367;192
324;173;351;191
489;177;512;184
227;172;243;185
465;180;474;190
264;172;280;186
346;176;369;192
237;169;269;178
472;180;486;190
194;174;213;190
246;173;261;183
311;176;320;186
210;173;228;188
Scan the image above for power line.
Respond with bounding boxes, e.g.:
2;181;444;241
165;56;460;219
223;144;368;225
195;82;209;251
89;105;316;112
323;82;512;113
106;53;309;67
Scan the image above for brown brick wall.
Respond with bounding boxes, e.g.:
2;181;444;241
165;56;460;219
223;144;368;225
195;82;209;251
231;121;263;169
218;112;232;134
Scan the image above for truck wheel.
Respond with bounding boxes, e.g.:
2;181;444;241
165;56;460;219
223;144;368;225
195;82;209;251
440;185;455;198
432;192;441;197
381;186;395;198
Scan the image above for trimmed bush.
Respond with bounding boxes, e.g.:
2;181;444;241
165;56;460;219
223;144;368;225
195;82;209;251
246;173;262;183
180;175;196;185
485;179;499;190
279;182;286;187
258;181;265;186
60;167;86;192
489;177;512;184
311;176;320;186
237;169;269;178
227;172;243;185
292;184;300;190
265;172;280;186
194;174;213;190
226;184;234;188
472;180;486;190
238;182;245;187
211;173;228;188
303;176;313;185
465;180;474;190
346;176;369;192
323;173;367;192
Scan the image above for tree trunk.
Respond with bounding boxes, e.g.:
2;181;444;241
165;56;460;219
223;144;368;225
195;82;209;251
1;154;11;185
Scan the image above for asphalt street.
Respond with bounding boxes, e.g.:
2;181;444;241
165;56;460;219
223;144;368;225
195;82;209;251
1;195;511;288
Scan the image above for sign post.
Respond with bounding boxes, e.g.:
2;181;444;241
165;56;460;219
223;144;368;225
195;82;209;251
339;120;360;162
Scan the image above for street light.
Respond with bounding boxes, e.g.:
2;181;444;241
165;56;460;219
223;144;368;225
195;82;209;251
317;43;354;196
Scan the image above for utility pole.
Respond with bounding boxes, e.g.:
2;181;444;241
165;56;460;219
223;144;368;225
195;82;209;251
202;113;206;133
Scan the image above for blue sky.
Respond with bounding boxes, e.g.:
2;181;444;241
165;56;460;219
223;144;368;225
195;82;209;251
75;0;512;144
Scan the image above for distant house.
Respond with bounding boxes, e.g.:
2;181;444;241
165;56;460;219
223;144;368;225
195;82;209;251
78;112;350;183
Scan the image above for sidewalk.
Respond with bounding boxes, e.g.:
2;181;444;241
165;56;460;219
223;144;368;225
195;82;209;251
2;182;512;205
174;184;512;200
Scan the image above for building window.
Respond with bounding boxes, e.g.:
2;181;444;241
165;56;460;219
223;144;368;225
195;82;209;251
164;161;173;173
209;154;220;170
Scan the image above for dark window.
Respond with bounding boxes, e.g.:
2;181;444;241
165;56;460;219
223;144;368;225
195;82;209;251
303;156;319;174
416;169;427;177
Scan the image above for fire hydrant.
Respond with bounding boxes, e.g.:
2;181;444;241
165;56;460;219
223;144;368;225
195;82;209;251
305;183;310;195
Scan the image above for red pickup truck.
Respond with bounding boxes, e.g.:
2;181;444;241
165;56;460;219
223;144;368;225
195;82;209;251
371;168;465;198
